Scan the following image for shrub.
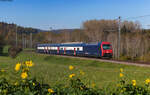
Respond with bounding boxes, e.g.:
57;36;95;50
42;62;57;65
0;46;3;55
0;35;5;55
119;55;132;61
139;53;150;62
8;46;22;58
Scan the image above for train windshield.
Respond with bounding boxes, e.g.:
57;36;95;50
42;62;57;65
103;44;111;50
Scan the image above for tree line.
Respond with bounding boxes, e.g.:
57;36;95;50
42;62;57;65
0;20;150;61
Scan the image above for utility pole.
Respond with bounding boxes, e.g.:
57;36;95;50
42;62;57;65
30;32;32;48
25;33;26;48
22;33;24;49
15;24;18;47
118;16;121;59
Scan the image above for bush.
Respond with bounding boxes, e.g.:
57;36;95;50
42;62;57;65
0;46;3;55
0;36;5;55
119;55;132;61
8;46;22;58
139;53;150;62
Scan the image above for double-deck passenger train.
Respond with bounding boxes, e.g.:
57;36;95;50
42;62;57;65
36;42;113;58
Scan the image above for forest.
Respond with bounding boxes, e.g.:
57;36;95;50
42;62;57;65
0;20;150;61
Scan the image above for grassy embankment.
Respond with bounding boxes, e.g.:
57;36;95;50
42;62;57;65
0;48;150;89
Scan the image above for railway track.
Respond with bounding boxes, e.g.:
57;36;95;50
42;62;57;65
38;53;150;67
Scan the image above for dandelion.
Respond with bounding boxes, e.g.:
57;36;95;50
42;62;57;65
69;73;75;78
92;83;96;88
21;72;28;79
48;88;54;93
1;69;5;72
15;63;21;71
69;65;74;70
80;70;85;75
120;90;124;93
120;73;123;77
117;84;120;87
123;88;126;91
120;68;123;72
132;80;136;86
25;60;33;67
145;79;150;85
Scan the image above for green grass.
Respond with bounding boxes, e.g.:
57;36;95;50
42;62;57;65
0;51;150;89
23;48;35;51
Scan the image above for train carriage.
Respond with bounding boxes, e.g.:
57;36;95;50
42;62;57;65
37;42;113;58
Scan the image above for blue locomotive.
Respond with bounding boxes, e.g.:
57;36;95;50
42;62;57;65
36;42;113;58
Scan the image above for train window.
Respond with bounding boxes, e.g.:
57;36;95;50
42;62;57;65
60;48;63;50
103;44;111;50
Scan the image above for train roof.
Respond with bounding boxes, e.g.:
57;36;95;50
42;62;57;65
37;42;111;47
37;43;85;47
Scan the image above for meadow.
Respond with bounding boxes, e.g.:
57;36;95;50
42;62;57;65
1;47;150;94
1;49;150;88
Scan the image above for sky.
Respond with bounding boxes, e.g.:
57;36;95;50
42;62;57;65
0;0;150;30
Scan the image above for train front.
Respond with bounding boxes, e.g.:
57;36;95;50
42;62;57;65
101;42;113;58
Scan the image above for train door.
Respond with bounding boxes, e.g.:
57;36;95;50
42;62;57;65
57;47;59;54
74;48;76;55
64;47;66;54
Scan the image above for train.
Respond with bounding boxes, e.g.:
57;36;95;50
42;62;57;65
36;41;113;58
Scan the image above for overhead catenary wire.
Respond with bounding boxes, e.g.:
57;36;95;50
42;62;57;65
115;14;150;58
123;14;150;20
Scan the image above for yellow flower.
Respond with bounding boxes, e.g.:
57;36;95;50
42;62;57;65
15;63;21;71
69;65;74;70
145;79;150;85
33;82;35;86
1;69;5;72
123;88;126;91
120;73;123;77
21;72;28;79
132;80;136;86
69;73;75;78
120;90;124;93
80;70;85;75
25;60;33;67
92;83;96;88
120;68;123;72
117;84;120;87
48;88;54;93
